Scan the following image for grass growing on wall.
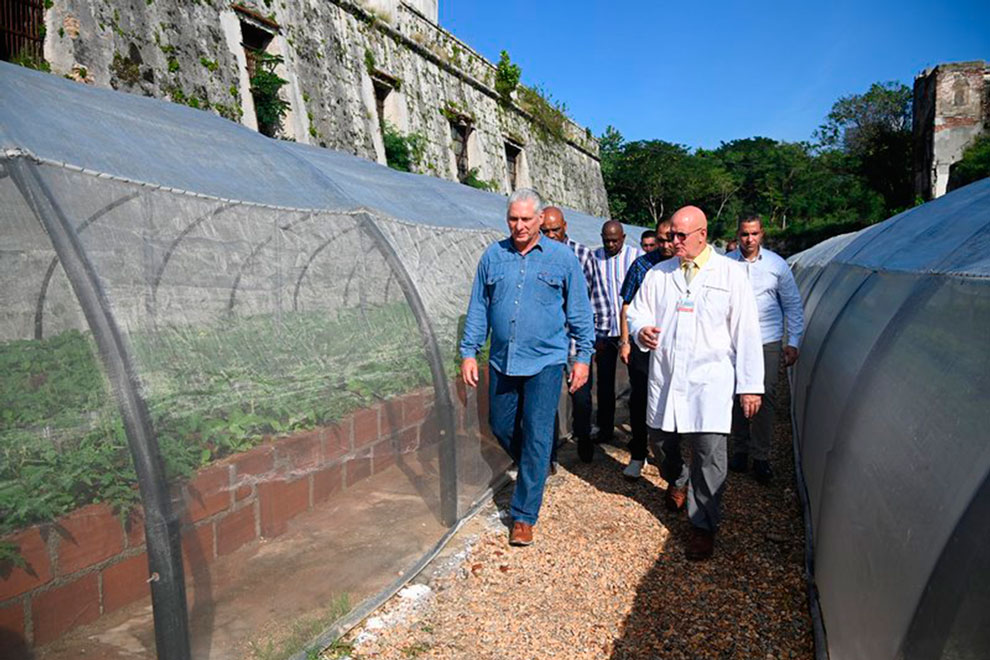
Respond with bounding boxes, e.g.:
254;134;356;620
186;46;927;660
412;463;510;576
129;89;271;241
0;304;437;536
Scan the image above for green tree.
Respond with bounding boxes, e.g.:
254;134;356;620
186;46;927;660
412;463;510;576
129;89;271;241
816;81;913;213
948;134;990;192
494;51;520;106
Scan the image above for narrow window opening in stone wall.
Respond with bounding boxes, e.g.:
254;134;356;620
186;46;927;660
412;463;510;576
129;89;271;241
450;121;471;182
373;78;393;134
1;0;43;64
240;21;274;81
504;142;522;191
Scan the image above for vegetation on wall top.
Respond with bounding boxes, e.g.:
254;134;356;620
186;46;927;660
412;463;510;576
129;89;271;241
494;50;520;106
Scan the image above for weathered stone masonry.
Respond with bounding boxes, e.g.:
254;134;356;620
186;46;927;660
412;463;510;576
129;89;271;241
39;0;610;216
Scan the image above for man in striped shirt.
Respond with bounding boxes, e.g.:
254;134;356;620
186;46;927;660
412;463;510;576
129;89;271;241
593;220;643;450
541;207;612;464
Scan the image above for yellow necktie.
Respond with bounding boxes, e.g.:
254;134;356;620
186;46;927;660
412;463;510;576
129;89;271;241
683;260;697;285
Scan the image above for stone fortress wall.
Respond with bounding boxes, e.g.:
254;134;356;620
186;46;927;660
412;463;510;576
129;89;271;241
39;0;609;216
913;60;989;200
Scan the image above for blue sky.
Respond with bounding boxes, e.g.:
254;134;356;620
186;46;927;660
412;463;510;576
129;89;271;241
439;1;990;150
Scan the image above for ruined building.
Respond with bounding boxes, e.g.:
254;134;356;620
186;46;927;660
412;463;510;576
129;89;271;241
913;60;990;200
2;0;609;216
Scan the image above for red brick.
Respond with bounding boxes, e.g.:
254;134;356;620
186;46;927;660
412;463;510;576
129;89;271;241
232;445;275;479
183;465;231;523
345;453;372;487
396;425;420;454
402;390;428;426
216;506;256;557
372;439;397;475
0;527;53;601
380;399;403;438
0;601;27;658
32;573;99;645
181;523;215;576
324;421;350;461
419;411;441;448
55;503;124;575
312;465;342;504
101;552;151;613
352;406;380;448
278;430;323;471
258;478;310;538
124;508;145;549
234;484;253;502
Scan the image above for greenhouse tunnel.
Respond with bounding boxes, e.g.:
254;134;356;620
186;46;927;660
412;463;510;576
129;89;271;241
788;178;990;660
0;61;643;659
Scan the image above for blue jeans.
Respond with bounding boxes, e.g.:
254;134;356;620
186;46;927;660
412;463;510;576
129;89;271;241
489;364;565;525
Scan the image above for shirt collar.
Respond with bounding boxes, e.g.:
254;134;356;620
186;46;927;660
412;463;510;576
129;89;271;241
681;244;712;268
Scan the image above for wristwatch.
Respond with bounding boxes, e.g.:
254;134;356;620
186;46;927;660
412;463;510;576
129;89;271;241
617;340;630;346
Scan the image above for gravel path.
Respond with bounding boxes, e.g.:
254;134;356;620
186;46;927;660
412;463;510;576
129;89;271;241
335;389;814;660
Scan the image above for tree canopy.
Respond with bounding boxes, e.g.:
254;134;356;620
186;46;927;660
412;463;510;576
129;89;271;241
600;80;918;255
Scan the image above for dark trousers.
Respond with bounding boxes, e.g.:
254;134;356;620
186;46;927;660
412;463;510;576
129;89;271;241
596;338;621;440
551;360;593;463
731;341;781;461
597;338;648;456
627;347;650;460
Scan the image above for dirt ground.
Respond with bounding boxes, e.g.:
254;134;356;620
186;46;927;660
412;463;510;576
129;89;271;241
332;387;815;660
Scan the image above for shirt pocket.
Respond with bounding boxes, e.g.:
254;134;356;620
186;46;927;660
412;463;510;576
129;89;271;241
701;284;731;320
485;273;507;304
536;270;564;305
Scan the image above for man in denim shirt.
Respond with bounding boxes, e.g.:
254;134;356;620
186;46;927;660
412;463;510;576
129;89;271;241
461;189;594;547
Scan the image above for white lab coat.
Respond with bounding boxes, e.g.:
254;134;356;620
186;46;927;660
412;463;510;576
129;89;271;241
627;249;764;434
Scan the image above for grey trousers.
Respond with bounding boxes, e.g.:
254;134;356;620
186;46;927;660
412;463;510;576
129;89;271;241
731;341;781;461
649;429;727;533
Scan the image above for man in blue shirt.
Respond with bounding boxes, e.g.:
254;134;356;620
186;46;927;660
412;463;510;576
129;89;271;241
726;215;805;484
460;189;594;546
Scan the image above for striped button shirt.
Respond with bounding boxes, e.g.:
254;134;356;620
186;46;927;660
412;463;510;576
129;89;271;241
566;237;613;338
593;243;642;338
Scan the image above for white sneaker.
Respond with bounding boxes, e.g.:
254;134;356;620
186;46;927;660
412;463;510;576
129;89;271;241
623;459;645;480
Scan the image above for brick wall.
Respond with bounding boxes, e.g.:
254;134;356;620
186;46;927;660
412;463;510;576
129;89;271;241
0;382;460;654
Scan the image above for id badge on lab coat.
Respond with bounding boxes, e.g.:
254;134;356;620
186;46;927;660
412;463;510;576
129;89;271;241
676;297;695;313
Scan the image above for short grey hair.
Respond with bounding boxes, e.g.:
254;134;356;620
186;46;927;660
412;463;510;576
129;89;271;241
507;187;544;213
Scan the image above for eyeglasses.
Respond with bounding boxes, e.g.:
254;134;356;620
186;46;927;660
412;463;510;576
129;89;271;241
670;227;703;242
656;234;673;243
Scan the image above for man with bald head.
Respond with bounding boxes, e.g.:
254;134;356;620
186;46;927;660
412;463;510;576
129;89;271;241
592;220;642;451
627;206;764;560
541;207;612;466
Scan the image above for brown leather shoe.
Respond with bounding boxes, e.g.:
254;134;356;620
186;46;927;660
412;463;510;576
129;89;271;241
685;527;715;561
509;521;534;546
664;484;687;511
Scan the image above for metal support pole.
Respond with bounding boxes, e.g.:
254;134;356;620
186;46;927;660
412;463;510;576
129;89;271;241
357;213;459;527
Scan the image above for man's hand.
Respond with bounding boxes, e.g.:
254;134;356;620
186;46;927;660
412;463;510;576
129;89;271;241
740;394;762;418
619;342;631;364
461;357;479;388
782;346;799;368
637;326;661;350
569;362;589;393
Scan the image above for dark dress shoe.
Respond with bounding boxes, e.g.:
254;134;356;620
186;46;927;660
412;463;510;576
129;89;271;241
685;527;715;560
509;521;534;546
664;484;687;511
728;452;749;473
577;436;594;463
753;459;773;485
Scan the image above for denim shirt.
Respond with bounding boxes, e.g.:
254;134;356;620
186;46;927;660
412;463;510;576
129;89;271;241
460;237;594;376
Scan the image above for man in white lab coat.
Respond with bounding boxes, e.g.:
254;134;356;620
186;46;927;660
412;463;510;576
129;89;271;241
627;206;765;560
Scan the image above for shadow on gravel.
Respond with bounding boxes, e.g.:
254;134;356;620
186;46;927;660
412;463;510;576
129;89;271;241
564;384;815;659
